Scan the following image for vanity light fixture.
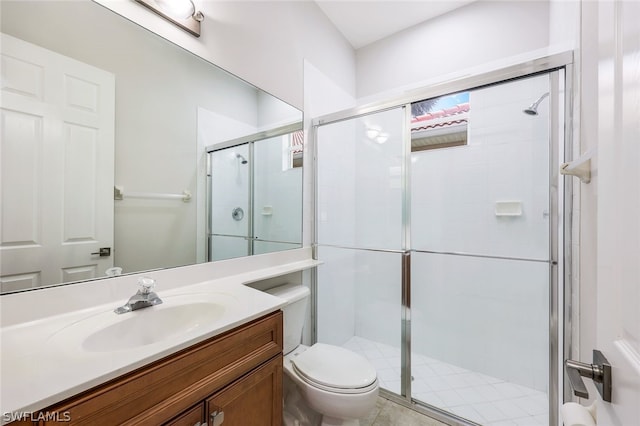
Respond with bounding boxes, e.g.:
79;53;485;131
134;0;204;37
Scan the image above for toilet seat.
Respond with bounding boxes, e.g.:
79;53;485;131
291;343;378;395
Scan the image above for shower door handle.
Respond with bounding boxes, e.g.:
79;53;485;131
565;349;612;402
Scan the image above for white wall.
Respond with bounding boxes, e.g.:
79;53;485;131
302;60;357;345
96;0;356;110
355;0;551;100
302;60;357;248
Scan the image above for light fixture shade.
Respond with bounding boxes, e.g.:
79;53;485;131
155;0;195;20
134;0;203;37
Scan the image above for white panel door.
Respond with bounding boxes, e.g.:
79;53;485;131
595;0;640;424
0;33;115;292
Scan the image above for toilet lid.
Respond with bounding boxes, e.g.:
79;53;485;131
291;343;377;390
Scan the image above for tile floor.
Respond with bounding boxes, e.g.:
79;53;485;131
343;336;549;426
362;397;446;426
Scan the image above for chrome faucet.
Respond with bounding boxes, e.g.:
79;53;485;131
114;277;163;314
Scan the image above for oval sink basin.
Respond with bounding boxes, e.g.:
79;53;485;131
49;293;238;353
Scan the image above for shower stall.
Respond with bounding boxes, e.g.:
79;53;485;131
312;55;572;426
206;124;303;261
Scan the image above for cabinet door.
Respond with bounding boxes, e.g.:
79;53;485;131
206;355;282;426
164;403;205;426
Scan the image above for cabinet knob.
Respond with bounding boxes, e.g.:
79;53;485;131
210;409;225;426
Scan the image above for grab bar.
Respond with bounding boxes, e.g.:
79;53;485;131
114;185;191;202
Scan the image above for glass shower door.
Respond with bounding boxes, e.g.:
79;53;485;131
315;107;407;395
409;74;553;425
209;144;250;261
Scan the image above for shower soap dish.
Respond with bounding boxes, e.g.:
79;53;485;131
495;201;522;216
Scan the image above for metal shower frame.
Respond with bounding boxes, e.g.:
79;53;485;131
309;52;575;426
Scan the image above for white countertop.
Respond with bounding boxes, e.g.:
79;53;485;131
0;249;320;422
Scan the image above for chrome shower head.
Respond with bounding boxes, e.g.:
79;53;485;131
523;92;549;116
236;153;248;164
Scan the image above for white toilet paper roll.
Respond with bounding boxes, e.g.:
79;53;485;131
561;402;596;426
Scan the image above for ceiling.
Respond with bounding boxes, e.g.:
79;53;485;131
315;0;477;49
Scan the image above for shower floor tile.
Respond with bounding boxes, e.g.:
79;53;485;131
343;336;549;426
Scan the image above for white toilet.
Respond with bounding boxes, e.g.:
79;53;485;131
266;284;379;426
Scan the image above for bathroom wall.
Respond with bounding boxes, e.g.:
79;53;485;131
95;0;356;110
302;60;357;248
302;60;357;345
355;0;551;101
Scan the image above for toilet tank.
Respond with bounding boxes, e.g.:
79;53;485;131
265;284;310;355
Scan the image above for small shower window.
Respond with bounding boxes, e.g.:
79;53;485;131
411;92;469;151
288;130;304;169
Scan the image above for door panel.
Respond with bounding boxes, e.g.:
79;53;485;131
315;107;407;395
410;75;553;425
595;0;640;423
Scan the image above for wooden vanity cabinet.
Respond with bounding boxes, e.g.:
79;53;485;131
164;355;282;426
14;311;282;426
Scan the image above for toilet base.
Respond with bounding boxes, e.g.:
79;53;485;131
283;374;322;426
283;373;366;426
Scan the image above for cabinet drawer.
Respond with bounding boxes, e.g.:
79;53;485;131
35;311;282;426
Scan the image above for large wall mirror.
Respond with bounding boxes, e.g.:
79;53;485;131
0;0;303;294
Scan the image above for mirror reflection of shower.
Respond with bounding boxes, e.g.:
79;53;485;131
523;92;549;115
206;123;304;263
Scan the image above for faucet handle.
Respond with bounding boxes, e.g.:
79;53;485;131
137;277;156;294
